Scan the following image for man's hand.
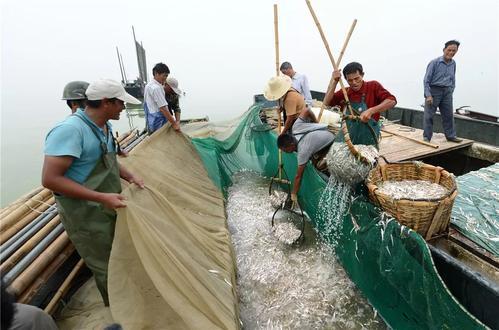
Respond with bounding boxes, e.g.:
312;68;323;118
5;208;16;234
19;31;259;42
173;121;181;132
98;193;127;209
128;175;145;189
425;96;433;106
360;109;373;123
332;69;341;82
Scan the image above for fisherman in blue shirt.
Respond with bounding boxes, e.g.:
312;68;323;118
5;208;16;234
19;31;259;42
42;79;145;306
423;40;462;143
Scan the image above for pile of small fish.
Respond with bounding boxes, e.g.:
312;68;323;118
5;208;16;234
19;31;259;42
377;180;449;200
226;171;385;329
269;190;288;209
272;222;302;244
327;142;378;186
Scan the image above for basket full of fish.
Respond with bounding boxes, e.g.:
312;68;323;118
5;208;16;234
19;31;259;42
366;159;458;240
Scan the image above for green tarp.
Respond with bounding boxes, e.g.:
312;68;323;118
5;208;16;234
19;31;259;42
191;104;486;329
451;163;499;256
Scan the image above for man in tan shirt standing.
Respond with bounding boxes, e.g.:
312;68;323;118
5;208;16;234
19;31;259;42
264;75;315;135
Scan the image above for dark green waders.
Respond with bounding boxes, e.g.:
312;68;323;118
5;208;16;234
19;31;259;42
54;113;121;306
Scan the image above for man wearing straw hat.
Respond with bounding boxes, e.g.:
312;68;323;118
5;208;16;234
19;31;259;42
163;76;184;122
264;75;314;136
280;62;313;107
42;79;145;306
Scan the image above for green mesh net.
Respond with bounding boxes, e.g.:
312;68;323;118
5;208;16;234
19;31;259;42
191;104;486;329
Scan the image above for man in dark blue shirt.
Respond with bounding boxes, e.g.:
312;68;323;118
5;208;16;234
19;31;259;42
423;40;462;142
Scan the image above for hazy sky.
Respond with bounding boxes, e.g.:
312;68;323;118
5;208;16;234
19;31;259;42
1;0;498;205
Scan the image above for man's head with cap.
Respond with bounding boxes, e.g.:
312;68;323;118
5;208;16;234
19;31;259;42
62;81;89;113
85;79;141;120
164;77;183;96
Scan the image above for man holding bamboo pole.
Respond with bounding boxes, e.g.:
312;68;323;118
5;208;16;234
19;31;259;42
324;62;397;144
42;79;145;306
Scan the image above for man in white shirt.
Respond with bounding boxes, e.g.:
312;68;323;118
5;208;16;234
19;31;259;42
143;63;180;133
280;61;313;107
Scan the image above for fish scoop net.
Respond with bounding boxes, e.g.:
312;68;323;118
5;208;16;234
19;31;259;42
271;199;305;245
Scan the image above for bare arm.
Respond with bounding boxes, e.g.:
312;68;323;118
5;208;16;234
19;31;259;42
159;106;180;131
360;98;397;122
291;164;306;199
42;156;126;209
323;70;341;107
281;113;297;135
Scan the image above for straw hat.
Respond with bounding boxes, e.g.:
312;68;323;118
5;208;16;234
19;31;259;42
264;75;292;101
166;76;183;96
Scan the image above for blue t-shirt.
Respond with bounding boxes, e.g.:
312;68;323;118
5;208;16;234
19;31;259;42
44;109;115;184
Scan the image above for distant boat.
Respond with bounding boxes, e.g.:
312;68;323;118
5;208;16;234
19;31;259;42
116;26;147;102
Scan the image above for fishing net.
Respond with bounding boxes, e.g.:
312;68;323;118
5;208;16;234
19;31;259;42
326;142;378;186
190;104;486;329
451;163;499;256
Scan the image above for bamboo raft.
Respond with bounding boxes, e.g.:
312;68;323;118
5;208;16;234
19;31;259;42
0;128;147;315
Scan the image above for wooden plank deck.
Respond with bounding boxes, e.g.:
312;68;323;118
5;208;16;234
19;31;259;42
379;123;473;162
262;108;474;162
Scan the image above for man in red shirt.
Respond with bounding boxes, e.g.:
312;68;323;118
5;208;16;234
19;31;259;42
324;62;396;144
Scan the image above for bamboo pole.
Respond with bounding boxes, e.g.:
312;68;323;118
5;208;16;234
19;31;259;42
3;223;65;285
17;243;75;304
305;0;353;114
44;259;85;315
8;231;70;296
0;197;56;245
0;215;61;274
273;3;285;182
381;128;439;148
0;186;44;217
116;129;133;143
274;4;280;77
305;0;370;163
0;189;52;233
317;19;357;122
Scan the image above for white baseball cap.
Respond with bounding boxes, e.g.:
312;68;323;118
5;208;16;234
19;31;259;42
166;76;183;96
86;78;141;104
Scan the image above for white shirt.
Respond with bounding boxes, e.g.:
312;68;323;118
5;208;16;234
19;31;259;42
291;72;313;106
144;79;168;114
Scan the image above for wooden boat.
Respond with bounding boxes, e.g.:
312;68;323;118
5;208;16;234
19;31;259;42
256;92;499;329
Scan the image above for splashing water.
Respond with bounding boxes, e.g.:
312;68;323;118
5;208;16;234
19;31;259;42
316;175;353;247
227;171;386;329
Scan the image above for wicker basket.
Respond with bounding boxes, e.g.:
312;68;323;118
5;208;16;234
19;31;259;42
366;161;457;240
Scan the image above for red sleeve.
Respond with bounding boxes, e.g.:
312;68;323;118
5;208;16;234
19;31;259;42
331;89;345;106
372;80;396;104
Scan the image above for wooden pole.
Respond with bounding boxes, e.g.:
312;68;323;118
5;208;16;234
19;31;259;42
0;197;55;245
0;215;61;274
381;128;439;148
0;186;44;217
44;259;85;315
305;0;369;163
0;189;52;233
274;3;284;181
9;231;70;296
305;0;352;111
274;4;280;77
317;19;357;122
17;243;75;304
